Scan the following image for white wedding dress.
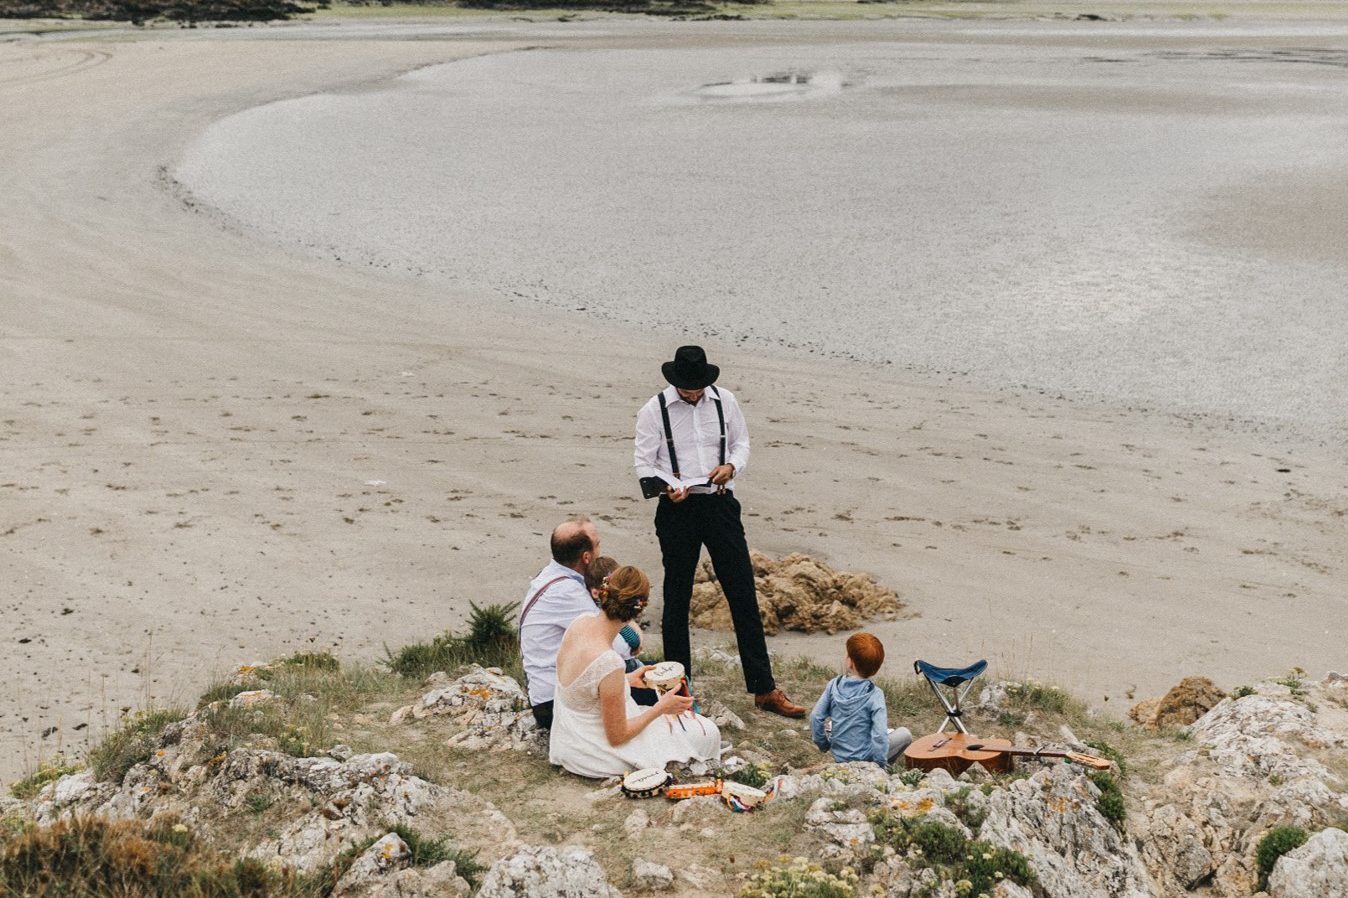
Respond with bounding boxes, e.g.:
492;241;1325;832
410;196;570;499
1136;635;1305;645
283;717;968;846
549;647;721;779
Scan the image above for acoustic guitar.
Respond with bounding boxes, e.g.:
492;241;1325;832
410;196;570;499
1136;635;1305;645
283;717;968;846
903;732;1112;775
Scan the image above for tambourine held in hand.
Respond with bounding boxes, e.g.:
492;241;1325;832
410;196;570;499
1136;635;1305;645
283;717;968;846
645;661;686;694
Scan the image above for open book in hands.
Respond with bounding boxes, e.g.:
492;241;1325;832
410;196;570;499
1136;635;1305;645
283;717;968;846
639;472;714;499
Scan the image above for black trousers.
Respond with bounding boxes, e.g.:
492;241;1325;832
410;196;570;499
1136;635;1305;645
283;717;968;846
656;491;775;695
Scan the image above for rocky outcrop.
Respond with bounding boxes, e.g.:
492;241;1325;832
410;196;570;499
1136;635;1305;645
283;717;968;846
1129;677;1226;730
13;660;1348;898
30;702;515;875
1267;826;1348;898
980;765;1157;898
389;665;545;754
477;845;623;898
331;832;471;898
1133;672;1348;897
689;550;902;635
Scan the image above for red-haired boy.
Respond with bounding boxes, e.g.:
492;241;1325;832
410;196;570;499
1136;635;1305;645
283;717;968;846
809;632;912;766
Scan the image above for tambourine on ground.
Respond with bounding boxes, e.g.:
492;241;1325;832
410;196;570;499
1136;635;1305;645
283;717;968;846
620;767;776;812
621;768;674;799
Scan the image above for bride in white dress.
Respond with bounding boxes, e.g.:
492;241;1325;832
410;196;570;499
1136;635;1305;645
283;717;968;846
549;565;721;778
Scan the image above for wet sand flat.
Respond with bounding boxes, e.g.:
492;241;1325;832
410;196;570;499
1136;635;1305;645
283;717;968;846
176;19;1348;439
0;17;1345;782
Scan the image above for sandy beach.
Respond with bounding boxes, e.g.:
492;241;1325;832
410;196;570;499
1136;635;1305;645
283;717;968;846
1;14;1345;783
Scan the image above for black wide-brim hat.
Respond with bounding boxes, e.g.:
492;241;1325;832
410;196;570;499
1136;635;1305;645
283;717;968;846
662;345;720;390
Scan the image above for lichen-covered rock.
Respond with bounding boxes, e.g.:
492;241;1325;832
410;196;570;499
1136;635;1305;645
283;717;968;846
631;858;674;891
390;665;544;754
689;550;902;635
700;699;745;731
980;765;1157;898
1267;827;1348;898
331;832;471;898
804;796;874;859
477;845;623;898
230;689;279;708
246;752;515;872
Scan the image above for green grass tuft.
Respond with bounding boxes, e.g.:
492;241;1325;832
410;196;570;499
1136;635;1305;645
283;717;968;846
9;757;84;800
1089;771;1126;831
385;601;521;681
87;709;187;784
1084;740;1127;777
0;815;328;897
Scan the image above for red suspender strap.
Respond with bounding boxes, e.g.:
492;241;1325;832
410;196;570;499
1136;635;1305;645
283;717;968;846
519;575;571;702
520;576;570;629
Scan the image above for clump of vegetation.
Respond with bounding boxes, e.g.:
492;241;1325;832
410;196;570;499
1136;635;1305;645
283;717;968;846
994;680;1081;727
1232;685;1257;699
269;651;341;674
9;756;84;800
739;855;859;898
1275;670;1308;699
1084;740;1127;777
727;762;771;790
1089;772;1126;831
1254;825;1308;890
945;787;988;834
869;813;1037;897
385;602;520;681
0;0;323;23
0;814;327;897
316;823;484;894
389;824;483;885
895;768;926;788
191;655;400;760
88;708;186;784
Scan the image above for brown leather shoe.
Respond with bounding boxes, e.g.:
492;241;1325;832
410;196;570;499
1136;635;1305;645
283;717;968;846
754;688;806;719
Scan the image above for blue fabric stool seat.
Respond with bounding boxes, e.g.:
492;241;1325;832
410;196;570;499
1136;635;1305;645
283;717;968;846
914;660;988;688
913;658;989;734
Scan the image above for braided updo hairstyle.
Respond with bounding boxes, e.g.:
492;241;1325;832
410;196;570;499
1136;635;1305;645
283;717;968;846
597;565;649;623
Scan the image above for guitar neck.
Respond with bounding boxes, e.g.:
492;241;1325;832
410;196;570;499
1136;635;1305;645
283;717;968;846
970;744;1112;770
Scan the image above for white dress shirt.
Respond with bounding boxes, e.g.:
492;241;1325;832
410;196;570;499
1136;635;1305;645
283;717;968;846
634;385;750;494
520;560;633;707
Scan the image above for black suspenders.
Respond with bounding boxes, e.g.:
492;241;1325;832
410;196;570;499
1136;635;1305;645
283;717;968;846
657;391;680;478
656;386;725;481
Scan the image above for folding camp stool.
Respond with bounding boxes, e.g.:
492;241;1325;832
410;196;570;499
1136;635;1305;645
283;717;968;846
913;659;988;735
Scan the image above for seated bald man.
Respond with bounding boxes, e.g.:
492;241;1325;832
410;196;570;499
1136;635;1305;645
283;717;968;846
520;516;638;729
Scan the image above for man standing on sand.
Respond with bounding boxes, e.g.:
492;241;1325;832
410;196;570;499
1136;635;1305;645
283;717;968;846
520;517;638;729
634;345;806;718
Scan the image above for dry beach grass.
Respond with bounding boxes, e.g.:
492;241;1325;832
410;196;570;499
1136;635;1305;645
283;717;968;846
1;12;1346;788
